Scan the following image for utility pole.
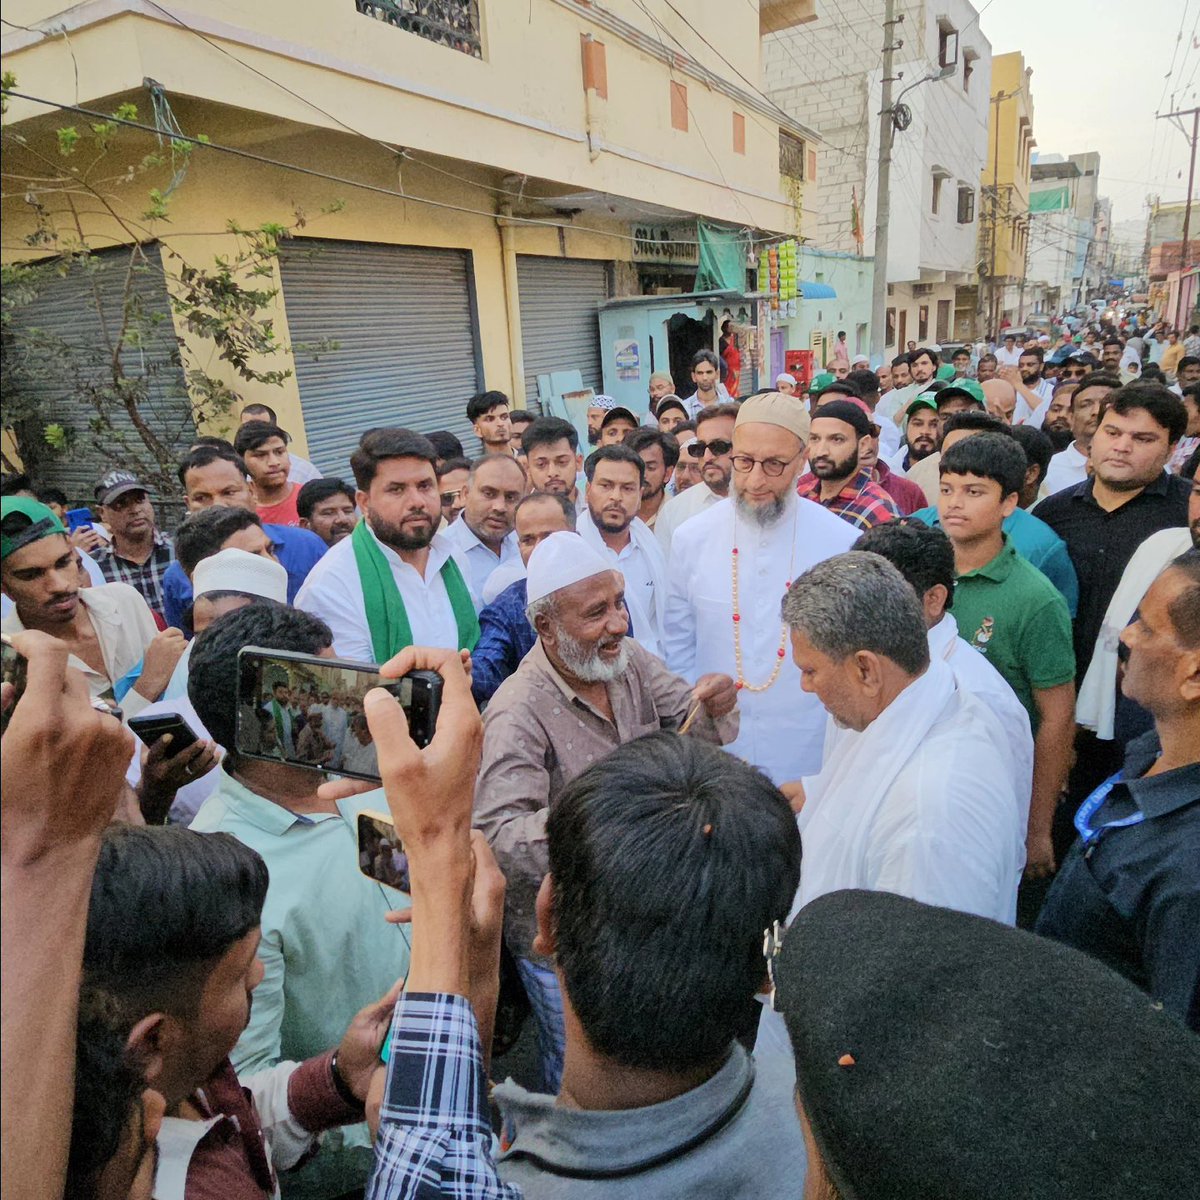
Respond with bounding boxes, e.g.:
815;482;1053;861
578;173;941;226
1156;107;1199;329
868;0;901;362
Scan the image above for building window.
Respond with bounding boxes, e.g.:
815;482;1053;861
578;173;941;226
937;21;959;68
936;299;951;342
355;0;482;58
732;112;746;155
957;186;975;224
932;173;943;215
780;131;806;180
886;307;897;347
918;305;929;341
898;308;908;347
670;81;688;132
963;50;976;93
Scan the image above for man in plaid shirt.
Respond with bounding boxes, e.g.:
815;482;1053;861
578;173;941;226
796;400;899;530
92;470;175;623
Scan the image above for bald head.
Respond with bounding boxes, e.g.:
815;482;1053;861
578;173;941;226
982;378;1018;426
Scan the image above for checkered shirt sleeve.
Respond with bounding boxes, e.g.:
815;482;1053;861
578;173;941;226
366;992;522;1200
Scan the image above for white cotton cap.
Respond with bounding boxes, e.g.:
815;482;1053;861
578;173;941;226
775;372;797;386
526;531;613;605
851;353;870;365
193;546;288;603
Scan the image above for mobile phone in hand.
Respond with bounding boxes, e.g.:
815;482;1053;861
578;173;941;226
128;712;202;753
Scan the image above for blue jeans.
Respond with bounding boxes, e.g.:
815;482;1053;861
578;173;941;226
515;957;565;1094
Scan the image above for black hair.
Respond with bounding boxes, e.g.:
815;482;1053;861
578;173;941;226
467;452;526;483
625;426;681;469
1177;356;1200;373
1072;372;1122;404
816;380;863;401
189;435;237;455
1168;549;1200;648
845;368;881;397
178;445;248;488
521;416;579;455
584;443;646;483
891;354;911;368
0;473;33;496
911;346;940;367
435;456;471;479
940;432;1027;497
1018;346;1045;363
1107;382;1188;444
515;489;577;526
951;347;971;360
425;430;465;462
35;485;69;507
1010;424;1054;486
296;477;354;520
854;522;956;611
182;590;276;638
174;506;262;577
690;348;720;372
1182;381;1200;405
465;390;510;423
83;824;268;1021
241;403;277;424
509;409;536;428
673;419;697;435
188;603;333;752
547;733;801;1072
941;410;1007;438
695;401;741;429
837;330;846;338
1102;337;1123;350
349;427;438;490
233;421;290;456
978;352;998;366
1139;363;1166;383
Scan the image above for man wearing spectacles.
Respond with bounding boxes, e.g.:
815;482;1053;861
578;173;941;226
653;403;740;555
435;457;470;529
663;394;857;786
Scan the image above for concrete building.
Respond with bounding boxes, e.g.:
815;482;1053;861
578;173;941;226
2;0;820;493
1145;200;1198;323
764;0;992;352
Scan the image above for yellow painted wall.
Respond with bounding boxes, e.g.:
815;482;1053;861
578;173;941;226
982;52;1035;282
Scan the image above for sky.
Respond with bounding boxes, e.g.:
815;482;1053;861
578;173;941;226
981;0;1198;230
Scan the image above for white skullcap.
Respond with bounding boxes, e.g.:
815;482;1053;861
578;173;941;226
775;372;797;386
193;546;288;603
526;531;614;605
588;394;617;411
851;353;870;365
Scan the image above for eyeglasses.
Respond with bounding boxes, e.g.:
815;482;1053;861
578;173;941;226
440;492;461;506
1060;368;1090;380
731;452;801;477
686;438;733;459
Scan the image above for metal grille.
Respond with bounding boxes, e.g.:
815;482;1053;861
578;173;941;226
355;0;482;58
516;255;610;401
779;131;807;181
277;239;481;476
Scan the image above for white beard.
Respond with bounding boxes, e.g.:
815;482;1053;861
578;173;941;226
556;629;631;683
735;491;790;529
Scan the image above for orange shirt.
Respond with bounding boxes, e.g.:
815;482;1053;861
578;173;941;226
256;483;301;527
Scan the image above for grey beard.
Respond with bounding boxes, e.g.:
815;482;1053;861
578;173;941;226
557;628;630;683
735;492;789;528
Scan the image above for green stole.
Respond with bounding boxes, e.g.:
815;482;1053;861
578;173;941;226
351;520;480;663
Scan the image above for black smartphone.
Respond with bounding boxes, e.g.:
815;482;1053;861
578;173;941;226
1;634;29;735
128;712;203;753
357;809;409;891
234;646;443;782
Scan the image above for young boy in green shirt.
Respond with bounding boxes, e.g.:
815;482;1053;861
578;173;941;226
938;433;1076;881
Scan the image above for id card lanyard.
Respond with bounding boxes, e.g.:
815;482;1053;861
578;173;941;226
1073;771;1146;851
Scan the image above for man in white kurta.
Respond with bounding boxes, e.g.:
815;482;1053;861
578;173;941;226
653;405;739;555
662;394;857;783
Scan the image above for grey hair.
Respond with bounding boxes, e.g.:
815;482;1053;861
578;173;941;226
526;593;557;629
781;551;930;675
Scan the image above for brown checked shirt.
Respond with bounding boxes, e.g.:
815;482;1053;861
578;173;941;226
473;638;739;961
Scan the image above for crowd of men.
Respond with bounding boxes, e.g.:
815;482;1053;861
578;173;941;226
2;319;1198;1200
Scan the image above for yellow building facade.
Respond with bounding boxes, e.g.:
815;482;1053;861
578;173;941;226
2;0;819;482
980;51;1035;332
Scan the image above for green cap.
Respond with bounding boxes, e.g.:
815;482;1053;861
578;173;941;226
935;363;956;381
0;496;67;560
809;372;835;394
935;379;986;407
905;391;941;417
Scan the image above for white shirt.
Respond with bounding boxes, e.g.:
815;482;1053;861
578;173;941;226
1044;442;1089;496
996;345;1022;368
287;454;323;485
682;383;734;418
440;517;519;601
295;525;479;663
654;482;724;555
339;728;380;777
1015;378;1054;425
577;510;667;659
123;691;218;826
482;559;526;606
663;496;857;784
875;409;901;460
875;383;919;429
928;613;1033;806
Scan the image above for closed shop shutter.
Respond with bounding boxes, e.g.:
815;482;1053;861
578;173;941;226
516;255;610;401
3;244;194;506
278;240;481;476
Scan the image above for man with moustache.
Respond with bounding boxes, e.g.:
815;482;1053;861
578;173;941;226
296;428;480;663
475;531;738;1092
1041;381;1079;451
441;453;526;598
654;403;740;554
521;417;585;507
889;393;941;474
1043;374;1120;496
983;377;1020;426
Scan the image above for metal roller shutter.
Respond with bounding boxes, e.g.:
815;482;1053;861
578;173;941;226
3;244;194;505
517;255;610;399
278;240;481;476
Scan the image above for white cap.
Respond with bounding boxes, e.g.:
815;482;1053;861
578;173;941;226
526;531;614;605
775;372;797;386
851;353;870;365
193;546;288;603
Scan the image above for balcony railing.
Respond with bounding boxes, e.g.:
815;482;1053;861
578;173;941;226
355;0;482;58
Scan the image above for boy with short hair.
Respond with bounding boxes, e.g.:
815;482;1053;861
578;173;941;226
466;390;514;454
938;433;1076;882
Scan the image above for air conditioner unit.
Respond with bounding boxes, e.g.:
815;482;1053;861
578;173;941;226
912;283;934;296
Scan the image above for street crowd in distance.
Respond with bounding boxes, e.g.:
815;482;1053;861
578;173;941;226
2;313;1198;1200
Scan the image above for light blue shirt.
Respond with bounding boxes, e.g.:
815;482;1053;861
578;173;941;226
190;769;412;1074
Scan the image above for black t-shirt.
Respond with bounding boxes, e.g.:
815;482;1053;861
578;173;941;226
1033;472;1189;680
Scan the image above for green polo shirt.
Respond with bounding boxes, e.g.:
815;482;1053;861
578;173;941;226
952;537;1075;729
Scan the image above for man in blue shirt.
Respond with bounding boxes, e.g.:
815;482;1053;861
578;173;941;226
163;446;326;628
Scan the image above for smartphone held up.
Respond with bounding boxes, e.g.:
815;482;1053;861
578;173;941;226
234;646;442;783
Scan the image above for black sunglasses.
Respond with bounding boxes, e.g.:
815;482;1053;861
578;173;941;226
687;438;733;459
